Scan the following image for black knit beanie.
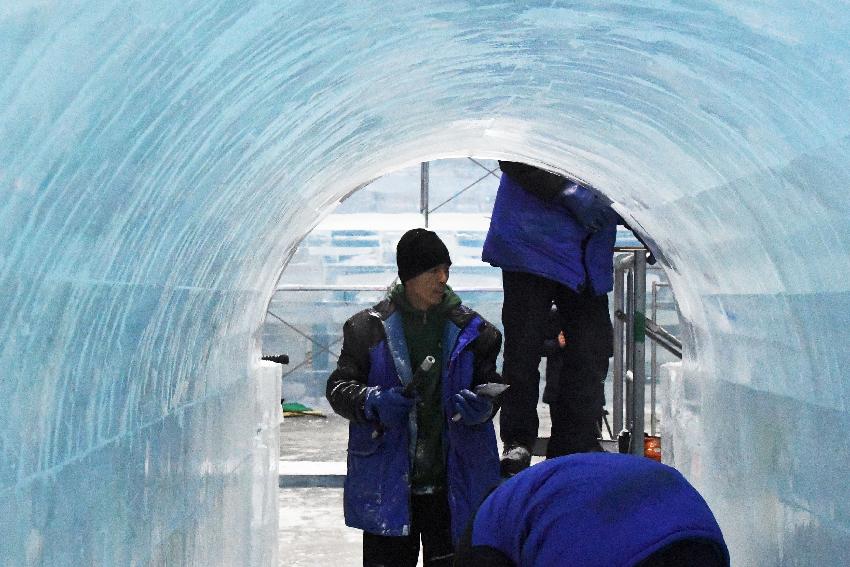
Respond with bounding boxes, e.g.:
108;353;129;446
396;228;452;283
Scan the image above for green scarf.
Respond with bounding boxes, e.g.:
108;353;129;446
389;283;461;492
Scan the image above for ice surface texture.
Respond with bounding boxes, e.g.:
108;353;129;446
1;1;849;565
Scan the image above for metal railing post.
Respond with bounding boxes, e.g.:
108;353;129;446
630;250;647;456
650;281;658;436
612;262;625;435
624;267;634;434
625;268;634;373
612;253;634;438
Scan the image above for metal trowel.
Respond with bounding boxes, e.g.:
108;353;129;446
451;382;510;422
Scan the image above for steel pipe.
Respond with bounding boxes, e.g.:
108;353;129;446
612;257;627;435
630;250;647;456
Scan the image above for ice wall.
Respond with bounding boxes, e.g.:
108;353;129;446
1;1;849;565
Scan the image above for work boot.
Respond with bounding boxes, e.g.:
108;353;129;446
500;444;532;477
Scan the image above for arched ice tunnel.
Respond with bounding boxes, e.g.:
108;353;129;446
1;2;849;565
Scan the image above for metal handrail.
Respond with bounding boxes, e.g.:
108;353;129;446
646;319;681;358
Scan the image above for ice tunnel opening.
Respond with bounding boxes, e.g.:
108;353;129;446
0;0;850;565
267;154;682;461
2;2;849;565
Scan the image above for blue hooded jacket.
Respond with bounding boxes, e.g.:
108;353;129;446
469;453;730;567
482;170;617;295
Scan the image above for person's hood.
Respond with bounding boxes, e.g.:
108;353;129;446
470;453;730;567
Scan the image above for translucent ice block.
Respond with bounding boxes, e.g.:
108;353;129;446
1;1;849;565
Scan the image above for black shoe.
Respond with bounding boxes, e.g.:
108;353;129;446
500;444;532;477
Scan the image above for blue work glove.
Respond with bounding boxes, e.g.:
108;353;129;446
555;182;617;232
452;389;493;426
364;386;414;429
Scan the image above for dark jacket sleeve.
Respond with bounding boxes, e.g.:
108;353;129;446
498;161;568;202
470;319;504;417
325;313;375;423
471;319;502;388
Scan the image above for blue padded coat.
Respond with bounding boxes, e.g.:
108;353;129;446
482;169;617;295
326;292;503;542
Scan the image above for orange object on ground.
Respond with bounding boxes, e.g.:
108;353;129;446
644;435;662;461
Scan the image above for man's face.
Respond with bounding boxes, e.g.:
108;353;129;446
404;263;450;310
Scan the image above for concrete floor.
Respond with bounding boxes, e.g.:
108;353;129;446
278;413;360;565
277;406;555;566
278;486;358;566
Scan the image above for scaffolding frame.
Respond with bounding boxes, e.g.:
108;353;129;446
612;251;681;454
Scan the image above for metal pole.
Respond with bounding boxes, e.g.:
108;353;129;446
613;254;636;439
613;251;635;438
625;269;634;370
612;261;625;435
614;252;637;270
624;267;634;436
420;161;430;228
650;281;658;436
630;250;647;456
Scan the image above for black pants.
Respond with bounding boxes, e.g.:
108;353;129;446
499;271;612;454
362;492;454;567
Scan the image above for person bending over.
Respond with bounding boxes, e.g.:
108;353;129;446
454;453;729;567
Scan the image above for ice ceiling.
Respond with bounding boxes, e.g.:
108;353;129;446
1;1;849;565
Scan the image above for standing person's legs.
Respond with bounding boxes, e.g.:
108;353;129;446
362;529;420;567
415;492;455;566
499;271;559;462
362;493;455;567
547;288;612;458
541;352;563;405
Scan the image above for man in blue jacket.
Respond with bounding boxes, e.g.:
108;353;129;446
483;161;619;475
454;453;730;566
326;228;503;567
